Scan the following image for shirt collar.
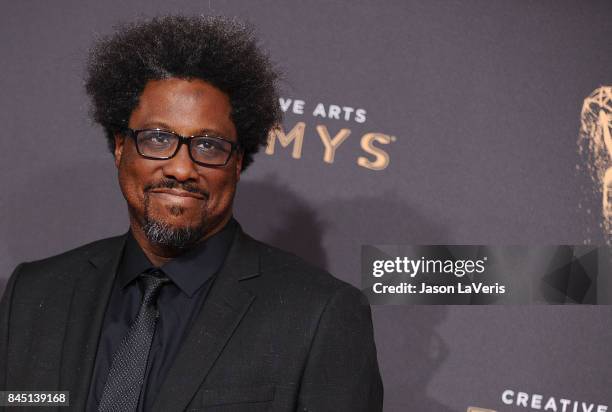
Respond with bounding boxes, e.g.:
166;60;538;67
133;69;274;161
118;218;238;297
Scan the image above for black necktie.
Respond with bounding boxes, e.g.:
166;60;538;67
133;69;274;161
98;270;169;412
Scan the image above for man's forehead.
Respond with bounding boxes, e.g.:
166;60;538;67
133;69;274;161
129;77;236;139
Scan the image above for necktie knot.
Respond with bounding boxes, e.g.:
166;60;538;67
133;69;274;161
139;270;170;307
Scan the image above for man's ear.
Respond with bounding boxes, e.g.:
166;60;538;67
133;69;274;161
234;150;243;181
113;133;125;169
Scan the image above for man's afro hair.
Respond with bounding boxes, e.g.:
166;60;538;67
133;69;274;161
85;15;282;171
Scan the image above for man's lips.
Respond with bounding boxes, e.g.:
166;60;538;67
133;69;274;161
148;188;206;200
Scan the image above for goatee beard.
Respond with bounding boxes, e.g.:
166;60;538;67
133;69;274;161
142;217;207;250
141;179;210;250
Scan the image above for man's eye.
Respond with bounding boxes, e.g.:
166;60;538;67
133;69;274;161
150;134;171;144
195;140;221;152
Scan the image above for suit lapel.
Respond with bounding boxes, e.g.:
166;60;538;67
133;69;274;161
152;227;261;412
58;234;127;411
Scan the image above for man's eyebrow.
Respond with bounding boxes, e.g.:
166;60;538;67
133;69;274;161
139;121;174;131
191;128;229;137
139;122;229;137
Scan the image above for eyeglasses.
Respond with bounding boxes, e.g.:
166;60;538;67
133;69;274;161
123;128;240;167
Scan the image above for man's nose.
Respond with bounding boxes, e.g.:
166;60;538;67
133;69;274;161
161;143;199;181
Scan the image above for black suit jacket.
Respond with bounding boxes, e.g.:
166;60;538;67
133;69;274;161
0;225;383;411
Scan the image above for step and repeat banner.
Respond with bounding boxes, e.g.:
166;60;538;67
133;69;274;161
1;1;611;410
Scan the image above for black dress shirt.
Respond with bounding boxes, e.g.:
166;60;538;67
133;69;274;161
86;218;237;412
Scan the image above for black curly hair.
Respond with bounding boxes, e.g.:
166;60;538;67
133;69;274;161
85;15;281;171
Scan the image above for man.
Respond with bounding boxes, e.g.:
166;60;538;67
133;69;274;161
0;15;383;411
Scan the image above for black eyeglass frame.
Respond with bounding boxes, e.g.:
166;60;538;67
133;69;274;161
123;128;241;167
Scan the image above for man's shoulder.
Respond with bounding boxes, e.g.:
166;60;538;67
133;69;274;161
244;234;339;281
240;233;363;304
16;234;126;277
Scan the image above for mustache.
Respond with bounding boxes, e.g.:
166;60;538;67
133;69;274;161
144;179;210;199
